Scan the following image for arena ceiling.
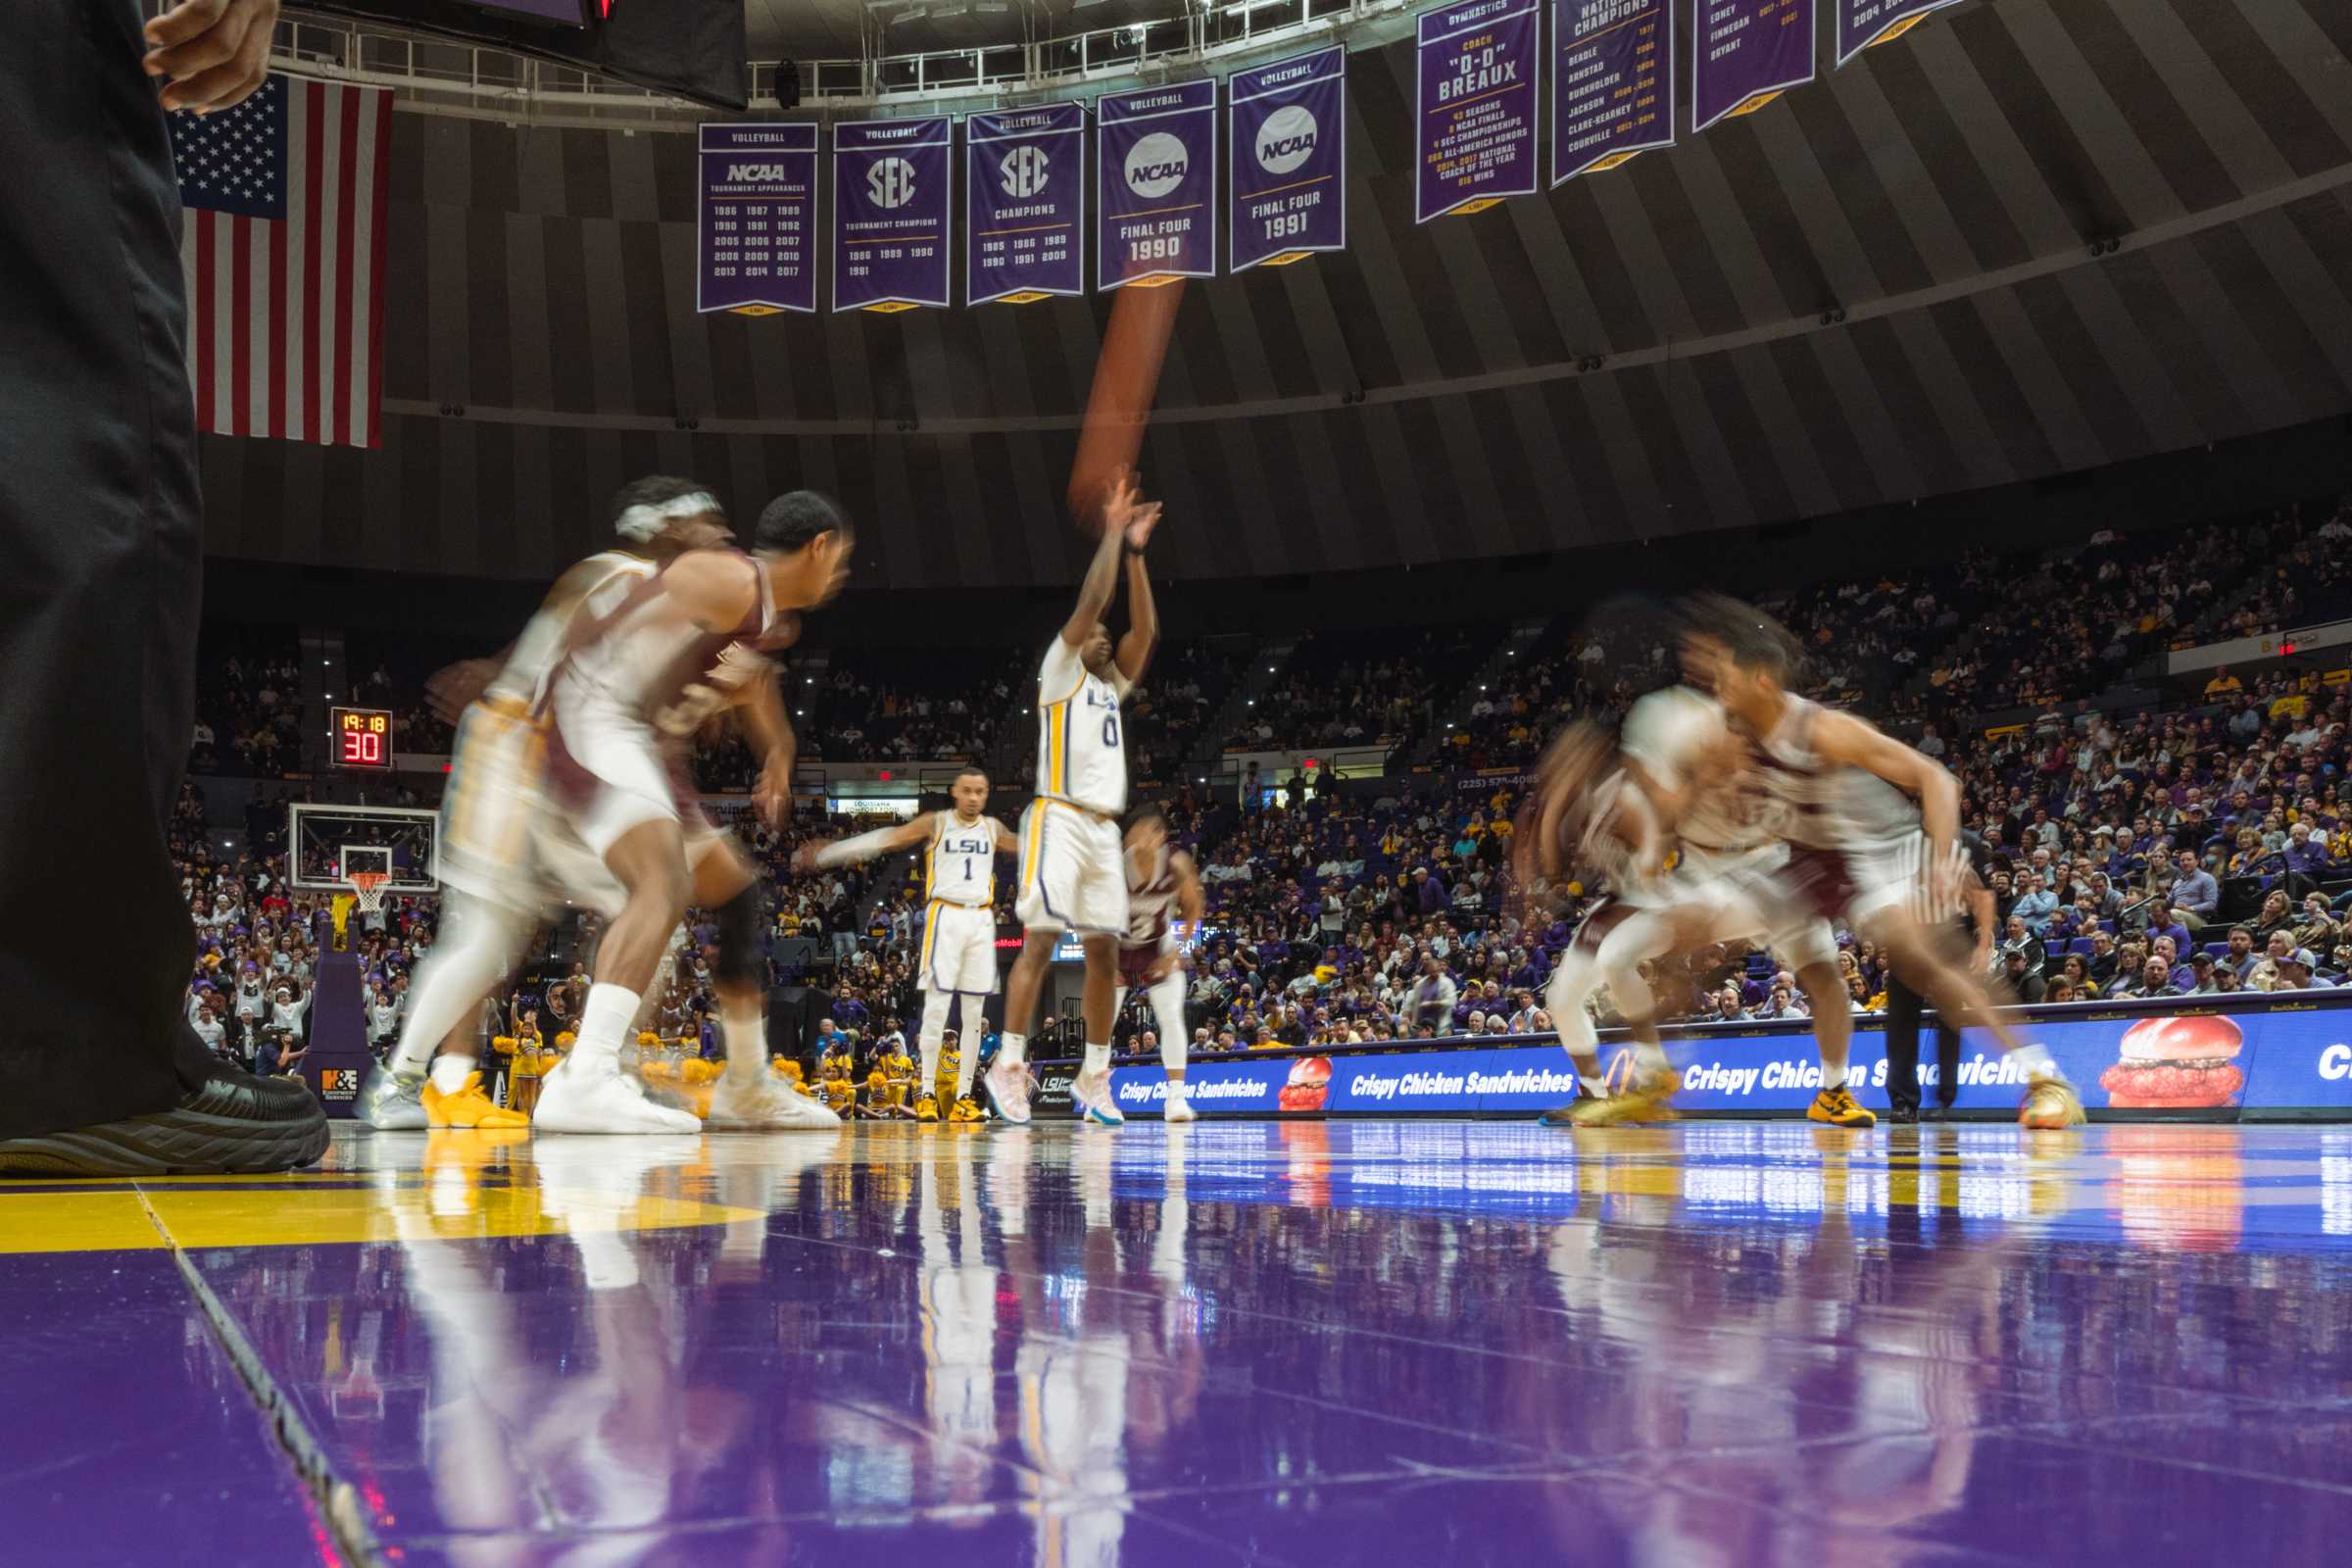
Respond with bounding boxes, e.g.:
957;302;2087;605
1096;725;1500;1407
201;0;2352;591
742;1;1196;63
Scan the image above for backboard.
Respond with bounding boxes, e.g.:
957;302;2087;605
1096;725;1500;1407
288;803;441;895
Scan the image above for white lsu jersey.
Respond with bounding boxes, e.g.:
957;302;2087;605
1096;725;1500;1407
1035;638;1132;818
926;813;999;907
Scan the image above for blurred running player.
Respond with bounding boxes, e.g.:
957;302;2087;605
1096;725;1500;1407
797;766;1016;1124
1682;594;2085;1129
1116;805;1204;1122
986;471;1162;1127
531;490;856;1134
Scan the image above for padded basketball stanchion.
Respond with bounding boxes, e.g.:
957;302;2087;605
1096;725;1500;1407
302;907;375;1119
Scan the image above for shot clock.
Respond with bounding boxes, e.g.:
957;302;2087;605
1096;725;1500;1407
331;707;395;770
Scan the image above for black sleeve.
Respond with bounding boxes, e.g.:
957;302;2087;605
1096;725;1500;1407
1960;829;1997;891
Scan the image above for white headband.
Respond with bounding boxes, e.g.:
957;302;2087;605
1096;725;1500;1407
615;491;720;541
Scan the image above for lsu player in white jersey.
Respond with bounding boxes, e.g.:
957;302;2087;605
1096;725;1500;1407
797;765;1016;1123
357;477;729;1132
1115;804;1204;1121
986;470;1162;1128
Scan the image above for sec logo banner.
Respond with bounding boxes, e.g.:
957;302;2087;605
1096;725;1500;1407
867;156;917;208
999;144;1051;198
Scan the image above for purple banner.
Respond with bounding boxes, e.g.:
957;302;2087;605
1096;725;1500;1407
1414;0;1541;222
1551;0;1675;186
696;122;816;316
1836;0;1959;67
1098;78;1218;291
831;117;953;314
1228;46;1348;273
965;103;1086;306
1692;0;1817;134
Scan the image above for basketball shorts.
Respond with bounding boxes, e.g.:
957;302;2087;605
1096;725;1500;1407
1015;800;1127;937
920;900;1000;995
1675;842;1838;973
546;696;708;859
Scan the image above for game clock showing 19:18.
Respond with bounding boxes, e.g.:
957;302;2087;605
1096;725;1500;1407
331;706;394;770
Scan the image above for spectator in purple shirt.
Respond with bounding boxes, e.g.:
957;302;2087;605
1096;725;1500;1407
1413;865;1447;916
2285;821;2336;878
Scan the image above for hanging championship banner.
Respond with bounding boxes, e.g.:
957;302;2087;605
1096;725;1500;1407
831;117;953;314
1228;46;1347;273
1836;0;1960;67
1692;0;1817;134
965;103;1086;306
697;122;817;315
1414;0;1541;222
1098;78;1218;290
1551;0;1674;186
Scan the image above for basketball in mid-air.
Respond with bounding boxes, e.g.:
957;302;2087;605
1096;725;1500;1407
1067;279;1185;529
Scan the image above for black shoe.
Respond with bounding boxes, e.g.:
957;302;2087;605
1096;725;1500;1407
0;1062;327;1176
1886;1106;1920;1125
1927;1102;1954;1123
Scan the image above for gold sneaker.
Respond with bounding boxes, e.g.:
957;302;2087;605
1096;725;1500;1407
950;1096;985;1124
422;1071;531;1130
915;1094;940;1123
2020;1076;2086;1130
1807;1084;1876;1128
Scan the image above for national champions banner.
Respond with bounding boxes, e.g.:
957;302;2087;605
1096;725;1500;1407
697;123;818;315
832;117;953;314
1415;0;1541;222
1692;0;1817;134
1228;46;1347;273
1098;78;1219;290
1835;0;1961;67
965;104;1086;306
1551;0;1675;186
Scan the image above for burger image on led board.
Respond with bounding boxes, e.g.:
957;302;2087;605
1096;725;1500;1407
2097;1014;2246;1108
1278;1055;1333;1112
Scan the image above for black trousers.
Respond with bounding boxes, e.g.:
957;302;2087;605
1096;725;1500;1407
0;1;212;1137
1883;968;1962;1115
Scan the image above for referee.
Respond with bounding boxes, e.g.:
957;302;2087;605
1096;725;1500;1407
1884;827;1996;1124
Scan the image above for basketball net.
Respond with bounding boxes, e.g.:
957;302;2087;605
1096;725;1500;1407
347;870;389;914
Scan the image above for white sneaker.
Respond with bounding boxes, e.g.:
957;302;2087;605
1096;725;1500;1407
1162;1087;1197;1124
1072;1068;1125;1128
983;1057;1034;1126
708;1070;843;1131
533;1058;703;1135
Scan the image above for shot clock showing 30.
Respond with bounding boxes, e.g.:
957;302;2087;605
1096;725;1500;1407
331;706;395;770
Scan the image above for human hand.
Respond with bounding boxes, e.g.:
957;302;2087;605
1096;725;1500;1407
145;0;280;115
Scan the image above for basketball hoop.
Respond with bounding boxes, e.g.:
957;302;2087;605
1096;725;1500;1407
346;870;390;914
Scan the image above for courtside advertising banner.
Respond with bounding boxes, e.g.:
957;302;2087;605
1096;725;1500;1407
1093;996;2352;1117
1551;0;1675;186
1415;0;1541;222
831;117;953;313
1228;46;1347;272
1098;78;1218;290
965;103;1086;306
1836;0;1961;67
697;122;817;314
1691;0;1816;135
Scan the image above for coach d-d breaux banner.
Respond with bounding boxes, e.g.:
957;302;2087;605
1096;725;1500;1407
1552;0;1674;186
1099;78;1217;290
832;117;953;313
1228;46;1346;273
1692;0;1816;134
1415;0;1539;222
966;103;1086;306
698;123;818;315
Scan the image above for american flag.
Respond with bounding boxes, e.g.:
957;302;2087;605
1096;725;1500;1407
169;75;393;449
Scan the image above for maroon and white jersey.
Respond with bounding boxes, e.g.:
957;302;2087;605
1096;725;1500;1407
1753;695;1919;855
542;550;787;737
1577;769;1665;906
1123;844;1180;954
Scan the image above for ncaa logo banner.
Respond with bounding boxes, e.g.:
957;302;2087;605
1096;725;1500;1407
1415;0;1542;222
697;123;818;315
1228;46;1347;272
832;117;953;314
1098;78;1218;291
1551;0;1675;187
965;103;1086;306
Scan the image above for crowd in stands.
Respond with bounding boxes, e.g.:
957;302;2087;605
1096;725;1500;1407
189;629;306;775
1229;627;1494;756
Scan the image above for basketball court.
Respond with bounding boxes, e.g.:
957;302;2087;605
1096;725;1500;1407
6;1119;2348;1563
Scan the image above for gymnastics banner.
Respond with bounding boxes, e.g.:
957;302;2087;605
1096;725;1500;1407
1836;0;1962;67
1691;0;1816;135
831;117;953;313
696;122;817;315
1098;78;1218;290
1228;46;1348;272
1551;0;1675;186
965;103;1086;306
1415;0;1541;221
